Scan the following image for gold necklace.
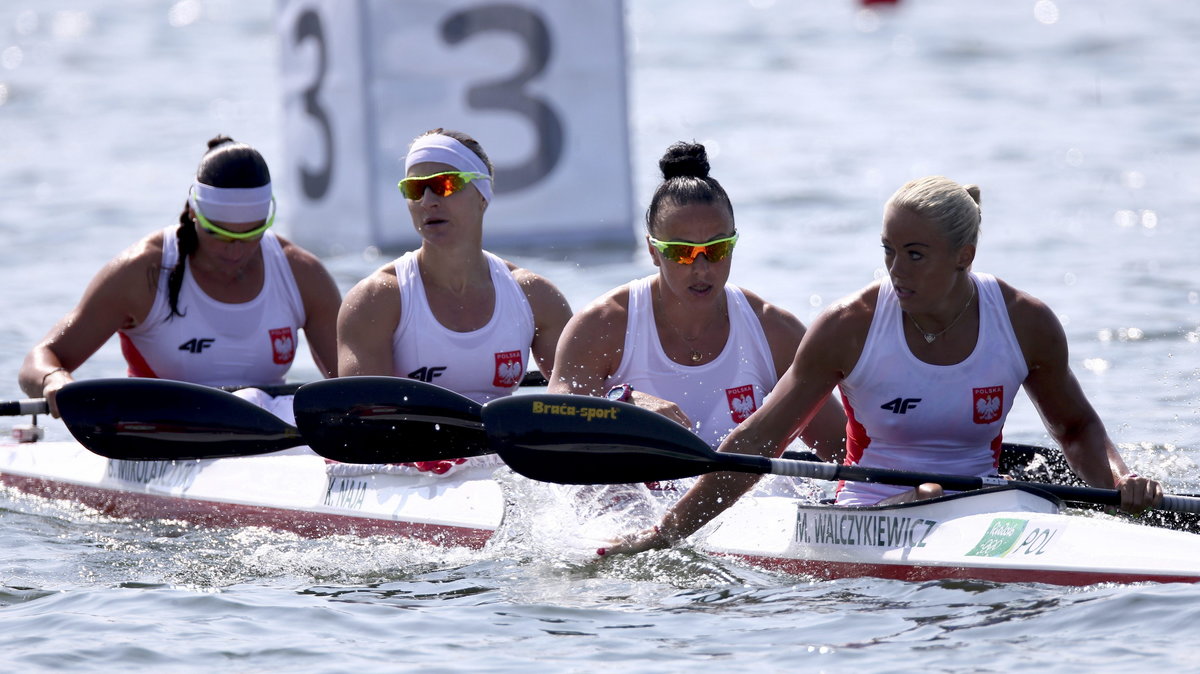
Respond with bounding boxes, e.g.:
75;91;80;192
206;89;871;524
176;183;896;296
667;321;705;363
908;281;975;344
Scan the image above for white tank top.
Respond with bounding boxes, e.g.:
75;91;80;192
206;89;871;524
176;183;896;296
119;227;306;387
609;276;778;449
391;250;535;404
836;273;1029;505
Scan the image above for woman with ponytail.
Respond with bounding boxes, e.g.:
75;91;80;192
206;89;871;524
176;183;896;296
549;141;846;458
20;135;341;416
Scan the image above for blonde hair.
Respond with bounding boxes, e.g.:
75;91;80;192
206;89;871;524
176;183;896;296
886;176;981;250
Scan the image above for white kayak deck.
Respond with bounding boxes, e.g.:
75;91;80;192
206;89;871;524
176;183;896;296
4;440;1200;586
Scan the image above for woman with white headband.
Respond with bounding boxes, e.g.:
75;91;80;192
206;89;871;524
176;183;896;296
338;128;572;418
20;135;342;416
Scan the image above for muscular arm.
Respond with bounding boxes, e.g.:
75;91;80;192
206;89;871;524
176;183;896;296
547;289;628;396
749;291;848;462
19;236;160;415
336;266;401;377
1010;289;1125;486
654;306;852;542
511;266;573;379
1007;283;1158;511
281;239;342;379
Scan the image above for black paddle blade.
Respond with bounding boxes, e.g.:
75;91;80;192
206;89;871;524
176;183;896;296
57;378;303;460
293;377;486;463
482;394;726;484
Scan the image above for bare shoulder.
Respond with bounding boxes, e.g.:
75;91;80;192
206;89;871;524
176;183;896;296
504;258;561;295
577;283;632;323
559;283;632;349
994;277;1067;355
501;257;572;319
344;260;400;303
274;233;335;278
99;229;166;288
800;282;879;376
116;229;166;267
738;287;802;332
815;282;878;336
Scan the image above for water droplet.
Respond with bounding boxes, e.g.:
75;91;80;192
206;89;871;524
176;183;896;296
167;0;202;28
1033;0;1060;24
51;10;92;40
2;45;24;70
1113;210;1137;228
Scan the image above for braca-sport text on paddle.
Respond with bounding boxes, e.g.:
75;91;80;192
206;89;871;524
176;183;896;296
482;394;1200;515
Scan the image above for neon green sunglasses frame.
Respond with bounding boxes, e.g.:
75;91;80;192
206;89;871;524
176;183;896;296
648;232;739;265
194;197;276;242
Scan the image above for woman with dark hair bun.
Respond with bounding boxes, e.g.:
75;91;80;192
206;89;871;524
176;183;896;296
549;141;845;457
604;175;1163;556
19;135;342;416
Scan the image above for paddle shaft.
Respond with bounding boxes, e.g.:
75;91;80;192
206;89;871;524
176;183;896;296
0;382;306;419
763;455;1200;513
2;374;547;420
0;399;49;416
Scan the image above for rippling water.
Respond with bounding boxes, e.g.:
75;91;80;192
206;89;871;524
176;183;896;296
2;1;1199;671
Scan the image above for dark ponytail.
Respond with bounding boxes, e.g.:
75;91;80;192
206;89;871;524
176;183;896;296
644;141;734;235
167;135;271;319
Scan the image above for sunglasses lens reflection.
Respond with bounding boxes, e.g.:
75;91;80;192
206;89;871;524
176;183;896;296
400;174;466;200
661;239;735;264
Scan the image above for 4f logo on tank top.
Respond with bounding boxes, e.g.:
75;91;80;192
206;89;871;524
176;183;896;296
726;385;758;423
178;338;215;354
269;327;296;365
881;397;921;414
408;366;447;382
973;386;1003;424
493;351;523;388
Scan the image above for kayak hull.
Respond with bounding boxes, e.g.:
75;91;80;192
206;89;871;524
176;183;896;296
703;487;1200;585
5;440;1200;585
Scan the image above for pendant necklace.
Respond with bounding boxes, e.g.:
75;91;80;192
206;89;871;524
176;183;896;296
659;287;723;363
664;308;705;362
908;281;975;344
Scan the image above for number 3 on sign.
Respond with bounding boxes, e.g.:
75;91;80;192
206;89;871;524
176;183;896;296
277;1;633;257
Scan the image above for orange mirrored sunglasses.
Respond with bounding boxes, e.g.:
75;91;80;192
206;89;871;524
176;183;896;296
397;171;490;200
648;232;739;265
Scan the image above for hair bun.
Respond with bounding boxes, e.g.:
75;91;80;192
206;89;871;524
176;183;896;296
964;184;981;205
207;134;236;151
659;141;710;180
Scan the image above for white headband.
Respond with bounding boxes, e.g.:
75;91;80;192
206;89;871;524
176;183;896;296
189;182;273;223
403;134;493;203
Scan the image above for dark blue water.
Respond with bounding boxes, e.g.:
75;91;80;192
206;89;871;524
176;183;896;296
2;1;1199;671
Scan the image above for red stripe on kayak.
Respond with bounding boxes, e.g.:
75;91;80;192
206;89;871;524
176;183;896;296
0;473;493;549
722;553;1200;586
